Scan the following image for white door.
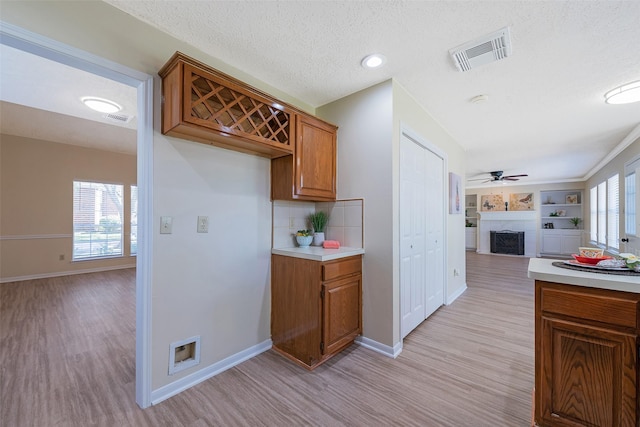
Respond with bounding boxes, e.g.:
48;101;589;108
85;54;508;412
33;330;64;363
400;136;426;337
424;149;445;318
400;131;445;338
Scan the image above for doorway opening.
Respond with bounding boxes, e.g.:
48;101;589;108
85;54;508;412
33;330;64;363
0;22;153;408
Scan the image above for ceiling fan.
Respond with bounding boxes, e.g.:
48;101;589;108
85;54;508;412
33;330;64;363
468;171;528;183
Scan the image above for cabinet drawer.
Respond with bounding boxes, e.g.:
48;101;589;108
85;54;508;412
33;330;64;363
322;256;362;282
541;286;639;329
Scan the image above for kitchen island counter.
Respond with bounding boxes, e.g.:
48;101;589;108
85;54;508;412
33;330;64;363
528;257;640;293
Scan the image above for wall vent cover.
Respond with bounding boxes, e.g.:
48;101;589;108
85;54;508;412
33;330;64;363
449;27;512;72
104;112;133;123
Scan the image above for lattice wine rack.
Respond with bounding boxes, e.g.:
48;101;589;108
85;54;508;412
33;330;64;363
188;69;291;146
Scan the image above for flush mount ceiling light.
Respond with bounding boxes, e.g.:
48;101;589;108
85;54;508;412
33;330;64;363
81;96;122;113
604;80;640;104
361;53;387;69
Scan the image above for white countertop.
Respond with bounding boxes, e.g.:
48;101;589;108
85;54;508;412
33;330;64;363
272;246;364;262
528;258;640;293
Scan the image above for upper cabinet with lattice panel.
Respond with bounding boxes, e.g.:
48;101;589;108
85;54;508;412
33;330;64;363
159;52;294;158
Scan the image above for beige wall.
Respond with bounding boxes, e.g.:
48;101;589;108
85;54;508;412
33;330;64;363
317;80;468;349
0;135;136;281
318;81;395;347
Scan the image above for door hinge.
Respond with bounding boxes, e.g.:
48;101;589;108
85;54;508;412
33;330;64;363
321;288;325;298
320;342;324;352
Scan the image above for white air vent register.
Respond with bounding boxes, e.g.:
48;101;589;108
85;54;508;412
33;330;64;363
449;27;512;72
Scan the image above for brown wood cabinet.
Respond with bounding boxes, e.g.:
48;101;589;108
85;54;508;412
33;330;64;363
271;254;362;370
158;52;294;158
271;114;337;201
535;280;639;427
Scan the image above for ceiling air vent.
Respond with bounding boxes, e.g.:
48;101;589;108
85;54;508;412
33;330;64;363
449;27;512;72
104;112;133;123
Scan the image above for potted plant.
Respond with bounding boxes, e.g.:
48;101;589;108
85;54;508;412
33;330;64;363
295;230;313;247
308;211;329;246
569;217;581;229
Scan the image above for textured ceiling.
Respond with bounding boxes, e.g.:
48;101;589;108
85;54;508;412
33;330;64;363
2;1;639;186
103;0;640;186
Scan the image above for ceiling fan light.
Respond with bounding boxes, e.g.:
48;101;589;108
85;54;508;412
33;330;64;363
82;96;122;113
604;80;640;104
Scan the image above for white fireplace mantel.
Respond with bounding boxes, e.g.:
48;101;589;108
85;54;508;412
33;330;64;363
476;210;537;256
478;211;537;221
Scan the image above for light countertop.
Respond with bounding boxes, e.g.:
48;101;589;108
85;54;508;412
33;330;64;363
272;246;364;262
528;257;640;293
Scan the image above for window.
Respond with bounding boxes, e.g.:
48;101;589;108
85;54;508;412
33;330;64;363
597;182;606;246
73;181;123;260
131;185;138;255
590;186;597;242
607;175;619;250
589;174;620;251
626;171;636;236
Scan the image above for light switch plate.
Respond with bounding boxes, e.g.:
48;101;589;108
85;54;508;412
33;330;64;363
160;216;173;234
197;216;209;233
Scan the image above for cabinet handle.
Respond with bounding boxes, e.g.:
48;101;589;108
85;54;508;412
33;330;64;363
622;238;629;242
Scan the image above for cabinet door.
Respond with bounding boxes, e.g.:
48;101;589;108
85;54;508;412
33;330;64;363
561;233;582;255
542;233;562;254
294;114;336;200
538;317;637;427
322;274;361;356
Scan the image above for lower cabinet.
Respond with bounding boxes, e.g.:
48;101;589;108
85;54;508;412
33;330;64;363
271;254;362;369
535;280;639;426
465;227;477;250
540;229;582;255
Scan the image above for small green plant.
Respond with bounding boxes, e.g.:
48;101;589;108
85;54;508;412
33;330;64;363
308;211;329;233
569;217;581;227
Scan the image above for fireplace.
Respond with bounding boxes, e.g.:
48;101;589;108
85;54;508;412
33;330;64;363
490;231;525;255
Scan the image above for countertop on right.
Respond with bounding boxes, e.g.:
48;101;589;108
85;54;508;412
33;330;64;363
528;257;640;293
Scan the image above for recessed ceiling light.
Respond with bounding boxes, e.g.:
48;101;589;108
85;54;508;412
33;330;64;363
81;96;122;113
361;54;387;69
604;80;640;104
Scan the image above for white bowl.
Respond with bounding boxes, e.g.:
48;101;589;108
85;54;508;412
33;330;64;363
296;235;313;247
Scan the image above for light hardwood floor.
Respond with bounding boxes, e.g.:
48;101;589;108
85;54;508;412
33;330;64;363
1;252;534;426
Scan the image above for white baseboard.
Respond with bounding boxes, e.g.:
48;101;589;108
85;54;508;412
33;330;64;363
0;263;136;283
447;283;467;305
150;339;272;405
356;336;402;359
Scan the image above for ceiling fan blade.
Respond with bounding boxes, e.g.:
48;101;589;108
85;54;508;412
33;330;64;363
503;174;528;179
503;177;520;181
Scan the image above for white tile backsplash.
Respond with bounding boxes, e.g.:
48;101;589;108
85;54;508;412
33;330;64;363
272;199;363;249
344;204;362;227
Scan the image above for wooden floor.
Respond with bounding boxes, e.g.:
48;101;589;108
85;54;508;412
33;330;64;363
1;252;534;426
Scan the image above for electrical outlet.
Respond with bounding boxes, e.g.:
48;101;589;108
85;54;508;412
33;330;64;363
197;216;209;233
59;254;65;261
289;218;294;228
160;216;173;234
